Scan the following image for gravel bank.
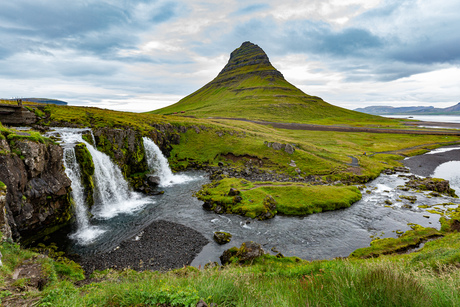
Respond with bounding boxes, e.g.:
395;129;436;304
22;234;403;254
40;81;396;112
76;220;209;276
403;147;460;177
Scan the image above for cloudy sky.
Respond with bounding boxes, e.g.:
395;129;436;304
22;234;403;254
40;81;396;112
1;0;459;112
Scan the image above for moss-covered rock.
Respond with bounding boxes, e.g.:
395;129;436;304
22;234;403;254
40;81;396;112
406;177;458;198
74;143;95;209
220;241;265;265
213;231;232;244
92;128;149;187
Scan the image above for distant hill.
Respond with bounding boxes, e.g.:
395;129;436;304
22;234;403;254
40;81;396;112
149;42;387;125
355;103;460;115
7;98;68;105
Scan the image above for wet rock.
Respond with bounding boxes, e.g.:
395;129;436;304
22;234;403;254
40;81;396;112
406;177;457;197
147;175;161;186
213;231;232;244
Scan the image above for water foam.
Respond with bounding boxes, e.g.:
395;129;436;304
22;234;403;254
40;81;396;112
143;137;192;187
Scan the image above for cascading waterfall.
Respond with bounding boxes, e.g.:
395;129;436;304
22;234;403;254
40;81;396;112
52;128;150;244
143;137;192;187
84;140;149;219
60;130;105;244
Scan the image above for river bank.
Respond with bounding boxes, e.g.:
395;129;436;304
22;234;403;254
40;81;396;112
74;220;209;276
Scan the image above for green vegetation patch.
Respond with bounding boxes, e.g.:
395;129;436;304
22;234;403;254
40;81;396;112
350;224;442;258
196;178;362;219
0;123;52;144
74;143;95;209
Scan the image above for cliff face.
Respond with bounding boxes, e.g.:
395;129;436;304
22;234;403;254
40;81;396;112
0;137;72;243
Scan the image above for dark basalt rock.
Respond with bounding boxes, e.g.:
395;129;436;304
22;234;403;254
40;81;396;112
0;139;72;243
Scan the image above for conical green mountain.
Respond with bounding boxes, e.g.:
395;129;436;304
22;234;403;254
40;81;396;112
150;41;382;124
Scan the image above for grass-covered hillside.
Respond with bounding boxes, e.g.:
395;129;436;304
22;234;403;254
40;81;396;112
35;104;460;184
149;42;392;126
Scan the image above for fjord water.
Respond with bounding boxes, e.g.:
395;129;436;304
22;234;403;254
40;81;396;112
51;128;460;264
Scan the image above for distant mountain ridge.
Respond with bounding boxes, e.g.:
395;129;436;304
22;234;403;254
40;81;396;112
6;98;68;105
150;41;386;125
355;103;460;115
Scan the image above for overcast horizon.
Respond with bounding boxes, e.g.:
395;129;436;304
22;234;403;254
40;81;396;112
1;0;459;113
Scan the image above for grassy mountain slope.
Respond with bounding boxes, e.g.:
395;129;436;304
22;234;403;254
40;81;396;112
150;42;392;125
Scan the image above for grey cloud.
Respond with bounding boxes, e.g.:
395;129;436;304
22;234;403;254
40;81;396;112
232;4;270;16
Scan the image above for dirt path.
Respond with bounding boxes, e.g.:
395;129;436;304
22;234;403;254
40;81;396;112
209;117;460;136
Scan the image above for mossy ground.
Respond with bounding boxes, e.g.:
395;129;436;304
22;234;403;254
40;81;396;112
196;178;362;218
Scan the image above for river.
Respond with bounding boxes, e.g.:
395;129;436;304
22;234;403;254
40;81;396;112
46;128;460;266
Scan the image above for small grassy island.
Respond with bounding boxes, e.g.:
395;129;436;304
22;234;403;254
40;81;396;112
1;42;460;306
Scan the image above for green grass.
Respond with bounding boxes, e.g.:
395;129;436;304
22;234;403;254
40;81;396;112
2;222;460;306
8;233;457;306
350;224;442;259
196;178;362;218
34;104;460;185
0;122;53;144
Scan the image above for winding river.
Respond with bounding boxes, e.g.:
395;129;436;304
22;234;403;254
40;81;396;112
47;128;460;266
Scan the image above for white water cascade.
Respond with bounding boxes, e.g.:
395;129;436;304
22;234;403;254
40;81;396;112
143;137;192;187
60;131;105;244
53;129;151;244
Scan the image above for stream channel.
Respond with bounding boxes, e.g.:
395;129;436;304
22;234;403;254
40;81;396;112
47;128;460;266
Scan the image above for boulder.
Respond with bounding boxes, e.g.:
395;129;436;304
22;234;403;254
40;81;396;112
285;144;295;154
406;177;457;197
213;231;232;244
271;142;283;150
147;175;161;186
220;241;265;265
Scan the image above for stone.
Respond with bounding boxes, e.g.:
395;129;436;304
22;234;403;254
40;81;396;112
228;188;240;196
147;175;161;186
196;299;208;307
271;142;283;150
213;231;232;244
285;144;295;154
237;241;265;262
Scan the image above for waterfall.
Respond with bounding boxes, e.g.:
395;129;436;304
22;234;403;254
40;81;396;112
52;128;150;244
142;137;191;187
84;140;149;219
60;130;105;244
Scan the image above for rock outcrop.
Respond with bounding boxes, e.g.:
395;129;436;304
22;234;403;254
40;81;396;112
220;241;265;265
0;136;72;243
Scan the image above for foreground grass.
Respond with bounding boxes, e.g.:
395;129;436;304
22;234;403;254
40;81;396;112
2;228;460;306
2;233;460;306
